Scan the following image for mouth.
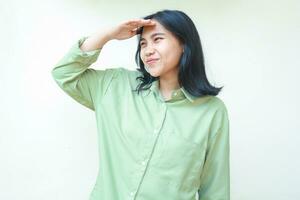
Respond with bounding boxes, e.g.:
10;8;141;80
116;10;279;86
146;59;159;64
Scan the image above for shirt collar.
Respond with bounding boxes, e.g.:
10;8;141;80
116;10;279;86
149;79;197;102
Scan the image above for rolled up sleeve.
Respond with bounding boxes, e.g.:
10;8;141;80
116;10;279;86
51;36;117;111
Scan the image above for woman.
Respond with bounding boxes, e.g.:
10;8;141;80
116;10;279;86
52;9;230;200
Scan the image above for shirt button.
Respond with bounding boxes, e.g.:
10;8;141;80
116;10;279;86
130;191;135;196
174;92;177;96
141;161;146;165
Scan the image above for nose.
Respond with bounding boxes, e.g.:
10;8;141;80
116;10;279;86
144;44;155;56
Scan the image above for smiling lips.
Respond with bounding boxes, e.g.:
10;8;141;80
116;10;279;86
146;58;159;64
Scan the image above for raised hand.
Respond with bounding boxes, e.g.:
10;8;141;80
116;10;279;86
109;19;156;40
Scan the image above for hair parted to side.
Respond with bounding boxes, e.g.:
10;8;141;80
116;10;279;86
133;9;223;97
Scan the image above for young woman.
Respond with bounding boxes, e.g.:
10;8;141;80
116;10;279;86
52;9;230;200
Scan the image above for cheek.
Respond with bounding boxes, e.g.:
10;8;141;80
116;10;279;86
140;51;146;62
169;45;182;59
160;43;179;57
162;48;180;62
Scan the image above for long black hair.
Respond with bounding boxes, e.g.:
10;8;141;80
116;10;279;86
133;9;223;97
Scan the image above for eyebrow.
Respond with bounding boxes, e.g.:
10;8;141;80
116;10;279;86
140;32;165;41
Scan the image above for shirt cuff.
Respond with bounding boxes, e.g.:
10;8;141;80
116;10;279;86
68;36;102;65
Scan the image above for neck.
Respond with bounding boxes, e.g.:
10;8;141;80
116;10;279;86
158;76;180;93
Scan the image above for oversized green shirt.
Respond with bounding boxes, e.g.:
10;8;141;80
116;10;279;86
51;36;230;200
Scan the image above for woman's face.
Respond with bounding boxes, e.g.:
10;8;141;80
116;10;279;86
139;20;183;79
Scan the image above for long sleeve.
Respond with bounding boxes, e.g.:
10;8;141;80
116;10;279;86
51;36;117;111
198;105;230;200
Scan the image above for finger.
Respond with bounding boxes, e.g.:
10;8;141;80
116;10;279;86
139;19;156;26
143;21;156;26
132;27;138;32
126;19;155;29
126;19;151;25
131;27;140;36
131;29;138;36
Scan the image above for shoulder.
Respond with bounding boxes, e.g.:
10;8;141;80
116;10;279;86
117;67;142;88
193;95;228;112
99;67;139;81
208;96;230;132
201;95;228;114
118;67;141;78
101;67;142;92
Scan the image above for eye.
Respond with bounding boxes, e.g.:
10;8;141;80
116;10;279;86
140;37;163;47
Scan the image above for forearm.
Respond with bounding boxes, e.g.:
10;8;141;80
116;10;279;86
80;29;113;52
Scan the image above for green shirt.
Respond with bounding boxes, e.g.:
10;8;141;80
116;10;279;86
51;36;230;200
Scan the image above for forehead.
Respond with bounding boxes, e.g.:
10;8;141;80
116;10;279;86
140;20;169;40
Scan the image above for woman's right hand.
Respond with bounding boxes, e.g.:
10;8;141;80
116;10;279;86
108;19;156;40
79;19;156;52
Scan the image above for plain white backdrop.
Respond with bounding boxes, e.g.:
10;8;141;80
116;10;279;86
0;0;299;199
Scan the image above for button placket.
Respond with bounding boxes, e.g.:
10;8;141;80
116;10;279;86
128;103;167;200
153;104;167;135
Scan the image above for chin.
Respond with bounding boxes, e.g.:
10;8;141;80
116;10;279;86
145;65;161;77
148;69;161;77
149;72;159;77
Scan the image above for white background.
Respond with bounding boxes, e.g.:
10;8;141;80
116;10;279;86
0;0;299;199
